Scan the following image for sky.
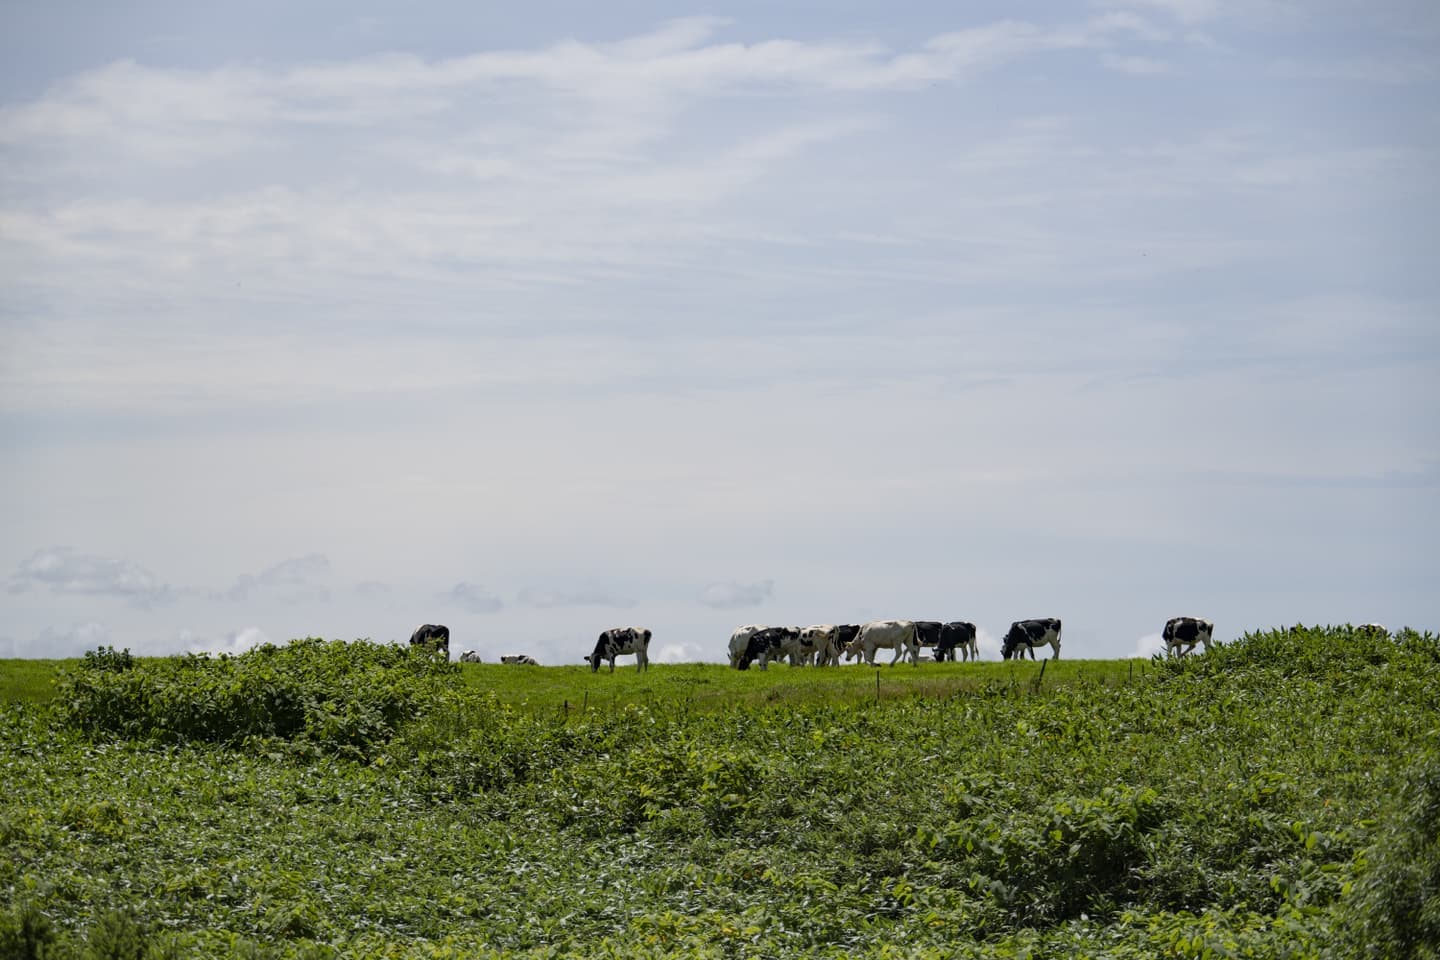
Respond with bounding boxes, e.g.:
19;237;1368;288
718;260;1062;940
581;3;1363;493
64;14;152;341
1;0;1436;665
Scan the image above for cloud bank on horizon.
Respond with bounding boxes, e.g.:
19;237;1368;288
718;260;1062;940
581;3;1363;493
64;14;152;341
1;1;1435;664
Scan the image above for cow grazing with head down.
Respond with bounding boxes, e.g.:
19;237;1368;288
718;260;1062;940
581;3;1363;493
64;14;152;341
845;620;920;666
728;625;766;669
737;627;802;670
1163;616;1214;658
586;627;651;673
935;621;978;662
459;650;481;663
410;624;450;658
1001;618;1061;660
500;654;539;666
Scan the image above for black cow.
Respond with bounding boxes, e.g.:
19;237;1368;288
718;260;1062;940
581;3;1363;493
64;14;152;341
1000;618;1061;660
913;621;944;658
585;627;652;673
1163;617;1213;658
409;623;450;658
737;626;801;670
935;621;978;662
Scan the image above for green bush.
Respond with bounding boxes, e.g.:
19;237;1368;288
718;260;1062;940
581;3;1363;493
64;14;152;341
58;639;456;758
1344;758;1440;958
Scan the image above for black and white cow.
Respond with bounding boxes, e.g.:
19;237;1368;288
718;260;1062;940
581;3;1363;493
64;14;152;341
500;654;539;666
728;625;766;669
819;624;862;666
459;650;481;663
586;627;651;673
410;623;450;658
913;621;944;659
1357;623;1388;637
935;621;978;662
1000;618;1061;660
845;620;920;666
737;626;802;670
797;625;837;667
1162;616;1213;658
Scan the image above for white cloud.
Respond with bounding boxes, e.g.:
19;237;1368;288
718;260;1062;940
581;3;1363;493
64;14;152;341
517;586;634;609
441;582;504;614
220;553;331;603
183;626;271;656
1132;632;1167;658
651;642;704;664
35;620;111;656
701;580;775;609
8;548;172;608
1102;53;1173;74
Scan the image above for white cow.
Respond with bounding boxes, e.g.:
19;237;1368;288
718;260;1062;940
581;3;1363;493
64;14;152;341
845;620;920;666
728;625;766;668
459;650;481;663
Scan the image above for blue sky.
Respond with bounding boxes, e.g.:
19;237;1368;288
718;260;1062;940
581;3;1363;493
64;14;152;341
2;0;1436;663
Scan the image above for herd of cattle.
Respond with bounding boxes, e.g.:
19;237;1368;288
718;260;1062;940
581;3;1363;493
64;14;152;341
408;615;1242;672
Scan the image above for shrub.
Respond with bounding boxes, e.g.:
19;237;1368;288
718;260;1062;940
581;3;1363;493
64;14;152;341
58;639;456;758
1343;758;1440;958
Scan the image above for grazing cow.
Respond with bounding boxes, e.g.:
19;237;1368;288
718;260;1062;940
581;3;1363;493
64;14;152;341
913;621;944;659
586;627;652;673
409;623;450;658
500;654;539;666
1001;618;1062;660
1163;616;1214;658
818;624;862;666
797;625;838;667
728;625;766;669
737;626;802;670
845;620;920;666
459;650;481;663
935;621;978;662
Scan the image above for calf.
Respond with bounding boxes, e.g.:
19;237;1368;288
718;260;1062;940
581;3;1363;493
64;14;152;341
409;623;450;658
500;654;539;665
727;624;766;669
1163;616;1213;658
1001;618;1061;660
935;621;978;662
845;620;920;666
737;626;802;670
585;627;652;673
459;650;481;663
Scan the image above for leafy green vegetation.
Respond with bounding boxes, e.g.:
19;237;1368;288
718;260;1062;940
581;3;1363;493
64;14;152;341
1;625;1436;957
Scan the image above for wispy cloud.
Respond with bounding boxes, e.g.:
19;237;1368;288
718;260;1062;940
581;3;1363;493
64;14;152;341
219;553;331;603
441;582;504;614
7;547;173;607
701;579;775;609
516;586;634;609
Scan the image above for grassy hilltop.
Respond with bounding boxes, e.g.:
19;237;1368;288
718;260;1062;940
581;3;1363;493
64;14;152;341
1;627;1438;958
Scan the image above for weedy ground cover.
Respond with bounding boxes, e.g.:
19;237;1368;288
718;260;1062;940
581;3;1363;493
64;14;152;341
1;626;1437;958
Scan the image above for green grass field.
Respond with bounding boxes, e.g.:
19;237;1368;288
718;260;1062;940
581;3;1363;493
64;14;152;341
2;628;1437;958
